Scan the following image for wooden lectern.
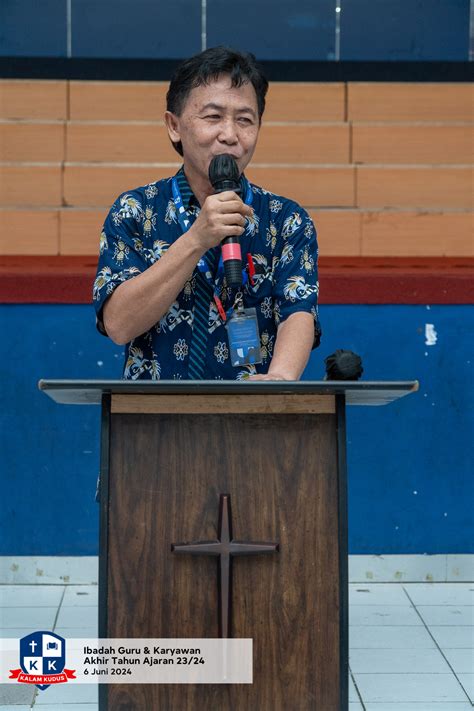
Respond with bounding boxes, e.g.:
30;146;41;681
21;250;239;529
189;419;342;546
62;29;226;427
40;380;418;711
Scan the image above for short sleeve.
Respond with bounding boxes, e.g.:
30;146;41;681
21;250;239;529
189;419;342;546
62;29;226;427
272;207;321;348
92;191;149;336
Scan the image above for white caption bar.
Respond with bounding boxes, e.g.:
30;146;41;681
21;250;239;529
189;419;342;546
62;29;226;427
1;638;252;684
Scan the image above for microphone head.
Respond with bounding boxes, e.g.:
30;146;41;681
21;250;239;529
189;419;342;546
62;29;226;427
324;350;363;380
209;154;240;192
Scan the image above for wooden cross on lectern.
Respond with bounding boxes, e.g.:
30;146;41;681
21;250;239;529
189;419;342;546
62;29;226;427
171;493;279;638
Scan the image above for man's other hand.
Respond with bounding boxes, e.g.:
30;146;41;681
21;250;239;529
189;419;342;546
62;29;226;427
246;373;290;381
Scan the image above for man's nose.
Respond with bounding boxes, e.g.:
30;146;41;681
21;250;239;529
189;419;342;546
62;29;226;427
218;119;238;144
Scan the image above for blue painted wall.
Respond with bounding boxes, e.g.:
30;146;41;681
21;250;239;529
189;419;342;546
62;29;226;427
340;0;470;61
0;0;470;60
1;303;472;556
207;0;336;60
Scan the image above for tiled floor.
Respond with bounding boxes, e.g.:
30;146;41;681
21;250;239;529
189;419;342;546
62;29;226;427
0;581;473;710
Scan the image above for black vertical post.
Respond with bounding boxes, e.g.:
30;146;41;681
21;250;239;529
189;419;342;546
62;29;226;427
336;393;349;710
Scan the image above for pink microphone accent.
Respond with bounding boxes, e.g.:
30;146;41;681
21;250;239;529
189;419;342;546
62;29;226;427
221;242;242;262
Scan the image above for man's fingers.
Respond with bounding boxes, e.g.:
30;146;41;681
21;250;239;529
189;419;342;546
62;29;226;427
223;224;246;237
193;192;253;248
218;200;252;216
215;190;241;202
221;212;247;227
213;193;253;216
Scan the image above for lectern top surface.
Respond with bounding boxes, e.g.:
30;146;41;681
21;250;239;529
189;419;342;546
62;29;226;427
38;379;419;406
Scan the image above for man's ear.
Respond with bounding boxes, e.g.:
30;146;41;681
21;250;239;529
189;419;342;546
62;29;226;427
164;111;181;143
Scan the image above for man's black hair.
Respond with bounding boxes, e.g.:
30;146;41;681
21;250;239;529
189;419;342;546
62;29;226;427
166;46;269;156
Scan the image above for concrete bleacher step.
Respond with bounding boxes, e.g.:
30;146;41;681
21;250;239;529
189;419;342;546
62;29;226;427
352;123;473;164
2;161;471;210
355;165;472;208
0;163;63;206
252;123;351;163
260;83;346;122
0;79;472;259
1;207;60;254
64;121;179;163
1;206;472;257
69;82;347;122
0;80;68;120
3;80;471;122
347;82;474;122
0;121;65;162
2;119;472;165
1;119;353;164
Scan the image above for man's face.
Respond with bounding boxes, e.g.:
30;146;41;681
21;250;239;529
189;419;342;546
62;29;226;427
165;74;260;184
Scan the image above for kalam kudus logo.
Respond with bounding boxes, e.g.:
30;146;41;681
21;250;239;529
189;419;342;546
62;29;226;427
9;631;76;690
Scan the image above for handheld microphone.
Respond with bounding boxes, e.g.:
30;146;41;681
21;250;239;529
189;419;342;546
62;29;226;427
208;154;243;289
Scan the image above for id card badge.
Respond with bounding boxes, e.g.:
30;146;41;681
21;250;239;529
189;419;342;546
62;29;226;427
226;307;262;367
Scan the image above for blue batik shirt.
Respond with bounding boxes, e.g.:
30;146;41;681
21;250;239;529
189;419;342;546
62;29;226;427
93;167;320;380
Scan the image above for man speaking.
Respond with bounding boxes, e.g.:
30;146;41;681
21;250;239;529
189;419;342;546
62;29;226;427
93;46;320;380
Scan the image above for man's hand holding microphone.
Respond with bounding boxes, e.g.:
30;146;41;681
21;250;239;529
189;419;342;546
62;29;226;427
188;153;252;289
189;190;252;254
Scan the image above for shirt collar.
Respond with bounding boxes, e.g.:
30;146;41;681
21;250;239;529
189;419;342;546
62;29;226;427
175;166;196;209
175;165;248;209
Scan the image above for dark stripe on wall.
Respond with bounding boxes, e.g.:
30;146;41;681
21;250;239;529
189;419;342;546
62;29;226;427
0;57;472;82
1;257;473;305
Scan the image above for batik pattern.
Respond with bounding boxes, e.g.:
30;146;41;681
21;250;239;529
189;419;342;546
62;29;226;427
93;169;320;379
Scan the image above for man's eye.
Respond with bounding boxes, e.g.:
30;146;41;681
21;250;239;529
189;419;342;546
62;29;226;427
238;117;253;125
204;114;220;120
